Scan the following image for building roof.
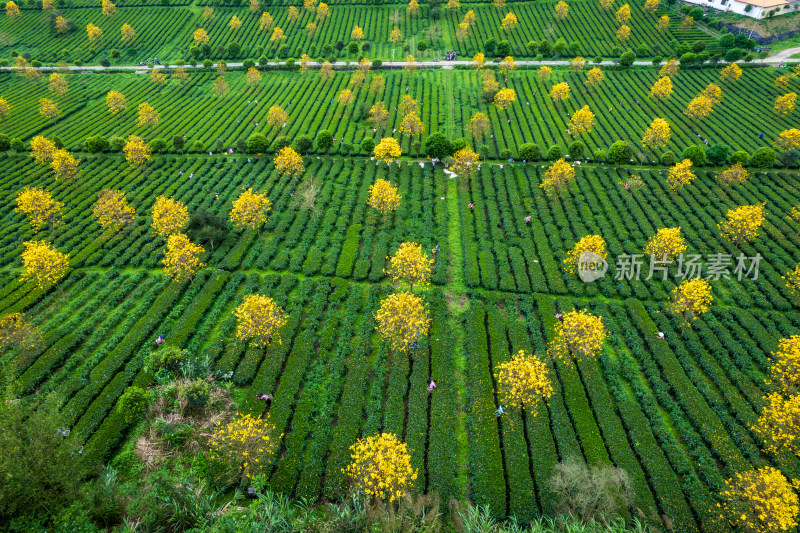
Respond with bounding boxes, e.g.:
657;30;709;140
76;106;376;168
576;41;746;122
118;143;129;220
734;0;788;7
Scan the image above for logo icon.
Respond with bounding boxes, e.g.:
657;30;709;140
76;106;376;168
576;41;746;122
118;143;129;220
577;251;607;283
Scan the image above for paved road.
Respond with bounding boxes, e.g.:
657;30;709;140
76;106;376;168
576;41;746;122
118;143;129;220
4;54;797;73
770;47;800;61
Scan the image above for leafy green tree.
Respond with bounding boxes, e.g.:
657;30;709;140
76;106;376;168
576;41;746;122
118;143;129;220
607;141;634;165
292;134;313;154
750;147;777;168
424;131;452;159
247;133;269;153
0;393;85;523
118;386;151;424
187;208;227;251
519;143;541;161
316;130;333;152
682;144;707;166
484;37;497;55
172;135;185;152
706;144;730;166
619;50;636;67
730;150;750;165
360;137;375;153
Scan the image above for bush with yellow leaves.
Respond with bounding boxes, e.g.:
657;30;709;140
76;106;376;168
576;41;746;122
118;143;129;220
374;291;431;354
718;204;765;243
669;279;712;328
385;242;433;291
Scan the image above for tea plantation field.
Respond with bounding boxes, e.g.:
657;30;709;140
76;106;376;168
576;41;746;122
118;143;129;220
0;0;712;63
3;148;800;531
0;67;794;161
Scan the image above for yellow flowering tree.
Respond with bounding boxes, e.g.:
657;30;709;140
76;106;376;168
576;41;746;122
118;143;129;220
106;90;126;114
351;24;364;40
501;12;518;31
754;393;800;457
656;14;670;32
494;88;516;110
390;26;403;45
234;294;288;347
251;0;262;13
659;59;679;78
374;291;431;354
0;98;10;121
0;312;43;357
774;93;796;115
463;9;476;25
399;95;418;116
274;147;305;179
721;63;742;84
569;56;586;71
374;137;402;164
245;67;261;89
20;240;69;290
316;1;329;18
400;112;424;138
367;178;401;219
702;83;723;104
15;187;63;229
229;15;242;31
48;73;68;96
564;235;607;274
642;117;671;151
407;0;419;14
495;350;553;413
5;0;20;18
450;146;480;181
783;264;800;300
259;12;274;32
555;0;569;20
616;25;631;42
599;0;612;9
345;433;417;502
645;227;686;260
468;112;491;140
137;102;159;128
151;196;189;238
368;102;390;131
121;23;136;43
123;135;151;169
193;28;209;45
266;105;289;130
585;67;604;90
93;189;136;232
649;76;673;100
337;89;355;107
719;204;765;243
386;242;433;290
51;149;80;182
719;467;799;533
148;68;166;89
202;6;214;20
473;53;485;70
666;159;696;190
549;82;570;105
230;188;272;233
684;95;715;120
644;0;660;14
86;23;102;45
162;233;205;282
569;105;595;135
766;336;800;394
669;279;712;328
716;163;750;186
540;158;575;197
30;136;56;164
615;3;631;23
101;0;115;16
549;309;607;362
774;129;800;152
209;414;281;483
499;55;515;76
39;98;60;119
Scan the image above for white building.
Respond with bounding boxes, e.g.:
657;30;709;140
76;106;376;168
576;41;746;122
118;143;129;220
685;0;790;19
